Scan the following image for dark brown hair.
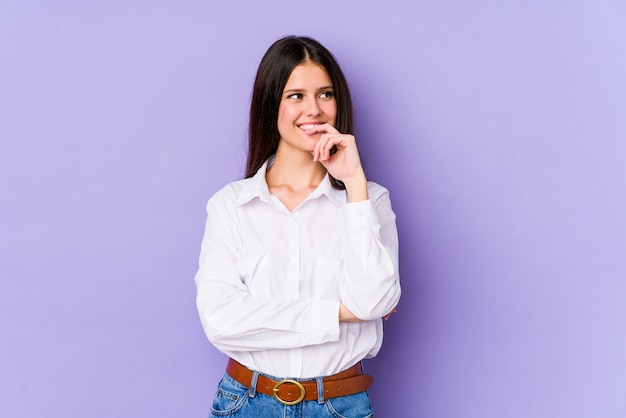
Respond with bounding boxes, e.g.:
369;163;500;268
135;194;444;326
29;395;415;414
245;36;353;189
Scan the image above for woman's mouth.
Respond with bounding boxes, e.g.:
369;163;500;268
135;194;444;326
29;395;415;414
298;122;325;131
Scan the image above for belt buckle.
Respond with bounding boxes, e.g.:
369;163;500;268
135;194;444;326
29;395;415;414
272;379;305;405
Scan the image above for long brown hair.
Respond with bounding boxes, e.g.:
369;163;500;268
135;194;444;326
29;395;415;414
245;36;353;189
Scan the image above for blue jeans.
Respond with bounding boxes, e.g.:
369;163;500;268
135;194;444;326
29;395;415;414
209;373;374;418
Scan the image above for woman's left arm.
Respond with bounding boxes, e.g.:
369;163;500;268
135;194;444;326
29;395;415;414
312;127;401;321
339;186;401;321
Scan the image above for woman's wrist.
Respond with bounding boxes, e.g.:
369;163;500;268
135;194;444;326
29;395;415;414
339;302;362;323
342;171;368;203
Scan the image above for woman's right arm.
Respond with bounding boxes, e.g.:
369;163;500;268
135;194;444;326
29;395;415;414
194;188;341;353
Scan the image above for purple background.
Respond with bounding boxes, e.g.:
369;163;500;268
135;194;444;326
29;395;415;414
2;1;625;417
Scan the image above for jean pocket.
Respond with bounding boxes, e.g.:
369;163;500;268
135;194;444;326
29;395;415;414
324;391;374;418
210;374;249;417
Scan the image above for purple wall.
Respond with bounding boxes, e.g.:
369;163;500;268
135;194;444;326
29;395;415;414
2;1;625;417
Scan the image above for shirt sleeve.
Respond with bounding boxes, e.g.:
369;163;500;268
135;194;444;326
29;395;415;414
339;183;401;321
194;188;341;353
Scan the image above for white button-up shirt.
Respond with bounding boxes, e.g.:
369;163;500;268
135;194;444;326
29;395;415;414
195;160;401;378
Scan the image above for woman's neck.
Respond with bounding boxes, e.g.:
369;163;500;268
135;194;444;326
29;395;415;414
265;147;327;211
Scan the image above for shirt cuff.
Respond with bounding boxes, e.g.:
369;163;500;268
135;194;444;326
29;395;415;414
343;199;379;229
311;300;341;341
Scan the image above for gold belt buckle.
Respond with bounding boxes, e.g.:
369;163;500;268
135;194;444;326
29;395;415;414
272;379;306;405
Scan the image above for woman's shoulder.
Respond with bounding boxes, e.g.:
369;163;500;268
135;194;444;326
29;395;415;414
205;177;254;209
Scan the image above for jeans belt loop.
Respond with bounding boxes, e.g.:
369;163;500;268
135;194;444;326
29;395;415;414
315;376;325;404
248;370;258;398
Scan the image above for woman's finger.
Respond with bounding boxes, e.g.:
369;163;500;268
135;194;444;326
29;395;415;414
383;308;397;320
304;122;339;136
318;134;342;161
314;133;340;161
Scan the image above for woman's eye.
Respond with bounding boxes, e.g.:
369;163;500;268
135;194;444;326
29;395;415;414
287;93;303;100
320;91;334;99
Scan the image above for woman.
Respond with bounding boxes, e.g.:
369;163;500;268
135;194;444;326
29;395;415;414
195;36;400;417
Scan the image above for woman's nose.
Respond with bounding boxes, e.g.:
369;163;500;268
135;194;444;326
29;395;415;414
305;98;322;116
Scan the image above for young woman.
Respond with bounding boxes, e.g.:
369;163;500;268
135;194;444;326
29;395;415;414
195;36;401;418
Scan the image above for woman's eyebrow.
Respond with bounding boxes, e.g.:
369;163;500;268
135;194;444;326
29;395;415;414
283;88;304;94
283;85;334;93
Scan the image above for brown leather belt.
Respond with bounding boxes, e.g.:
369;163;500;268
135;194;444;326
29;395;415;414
226;358;373;405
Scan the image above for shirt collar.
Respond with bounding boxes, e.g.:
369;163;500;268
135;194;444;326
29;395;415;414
309;174;346;207
235;159;272;207
235;157;346;208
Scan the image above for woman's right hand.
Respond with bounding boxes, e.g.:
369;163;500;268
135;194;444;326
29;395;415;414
339;302;363;323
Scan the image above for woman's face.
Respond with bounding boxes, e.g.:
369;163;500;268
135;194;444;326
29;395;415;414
277;61;337;155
